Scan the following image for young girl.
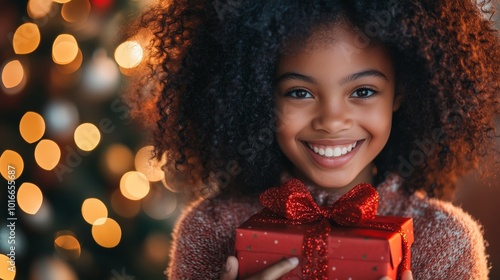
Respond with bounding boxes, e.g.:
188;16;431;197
128;0;499;279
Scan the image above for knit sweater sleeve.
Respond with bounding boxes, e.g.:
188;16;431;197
167;196;261;279
376;177;490;279
408;197;490;280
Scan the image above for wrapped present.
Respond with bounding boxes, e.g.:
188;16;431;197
235;179;414;280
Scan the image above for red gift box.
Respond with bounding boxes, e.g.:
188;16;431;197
235;215;414;280
234;178;414;280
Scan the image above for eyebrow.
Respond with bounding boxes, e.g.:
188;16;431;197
274;69;388;86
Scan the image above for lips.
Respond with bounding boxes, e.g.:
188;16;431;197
306;141;358;158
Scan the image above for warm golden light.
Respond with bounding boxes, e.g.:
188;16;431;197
2;60;24;89
120;171;150;200
114;41;143;69
135;145;166;182
74;123;101;151
61;0;91;23
142;187;178;220
13;23;41;55
34;139;61;170
81;198;108;225
54;232;81;260
55;48;83;74
92;218;122;248
27;0;53;19
18;182;43;215
0;150;24;180
102;144;134;176
110;189;141;218
53;0;71;3
0;254;15;280
19;111;46;144
52;34;79;65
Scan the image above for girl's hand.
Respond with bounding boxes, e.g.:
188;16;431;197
380;270;414;280
220;256;299;280
220;256;412;280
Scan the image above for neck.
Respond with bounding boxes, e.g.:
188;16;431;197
292;163;375;197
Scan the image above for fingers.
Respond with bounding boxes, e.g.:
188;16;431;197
248;257;299;280
402;270;413;280
379;270;413;280
220;256;239;280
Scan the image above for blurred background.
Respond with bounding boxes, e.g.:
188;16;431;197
0;0;498;279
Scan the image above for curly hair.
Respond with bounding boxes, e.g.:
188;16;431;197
126;0;500;199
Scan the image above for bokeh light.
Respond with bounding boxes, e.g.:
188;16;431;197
53;0;71;3
18;182;43;215
81;198;108;225
55;48;83;74
52;34;79;65
34;139;61;170
30;257;78;280
91;218;122;248
19;111;46;144
0;150;24;180
74;123;101;151
143;233;170;266
114;40;143;69
101;144;134;176
0;254;15;280
135;145;165;182
44;99;79;139
54;231;81;260
110;189;141;218
13;23;41;55
120;171;150;200
61;0;91;23
82;49;120;97
142;186;177;220
27;0;53;19
2;60;24;89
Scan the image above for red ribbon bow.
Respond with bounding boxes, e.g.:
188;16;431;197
256;178;409;280
260;178;379;225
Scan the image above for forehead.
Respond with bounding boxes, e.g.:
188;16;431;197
277;23;393;78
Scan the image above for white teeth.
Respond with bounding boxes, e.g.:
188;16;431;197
308;141;358;158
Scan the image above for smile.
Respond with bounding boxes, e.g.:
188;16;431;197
306;141;358;158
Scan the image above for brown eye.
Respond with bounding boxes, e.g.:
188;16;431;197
285;89;313;99
351;88;377;98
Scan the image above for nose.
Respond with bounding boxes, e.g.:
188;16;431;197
311;97;353;134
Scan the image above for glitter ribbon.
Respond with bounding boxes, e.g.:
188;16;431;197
256;178;410;280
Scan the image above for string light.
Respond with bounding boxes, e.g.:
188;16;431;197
27;0;54;19
0;254;15;280
17;182;43;215
120;171;150;200
1;60;25;90
110;189;141;218
34;139;61;170
13;23;41;55
54;231;81;260
52;34;79;65
19;111;45;144
101;144;134;176
81;198;108;225
74;123;101;152
134;145;166;182
0;150;24;180
114;41;143;69
61;0;91;23
91;218;122;248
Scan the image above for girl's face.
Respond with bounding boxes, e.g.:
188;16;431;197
274;25;400;193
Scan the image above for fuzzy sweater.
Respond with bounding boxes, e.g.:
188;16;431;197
167;175;489;279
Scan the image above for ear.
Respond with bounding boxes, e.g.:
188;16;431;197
392;92;403;112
